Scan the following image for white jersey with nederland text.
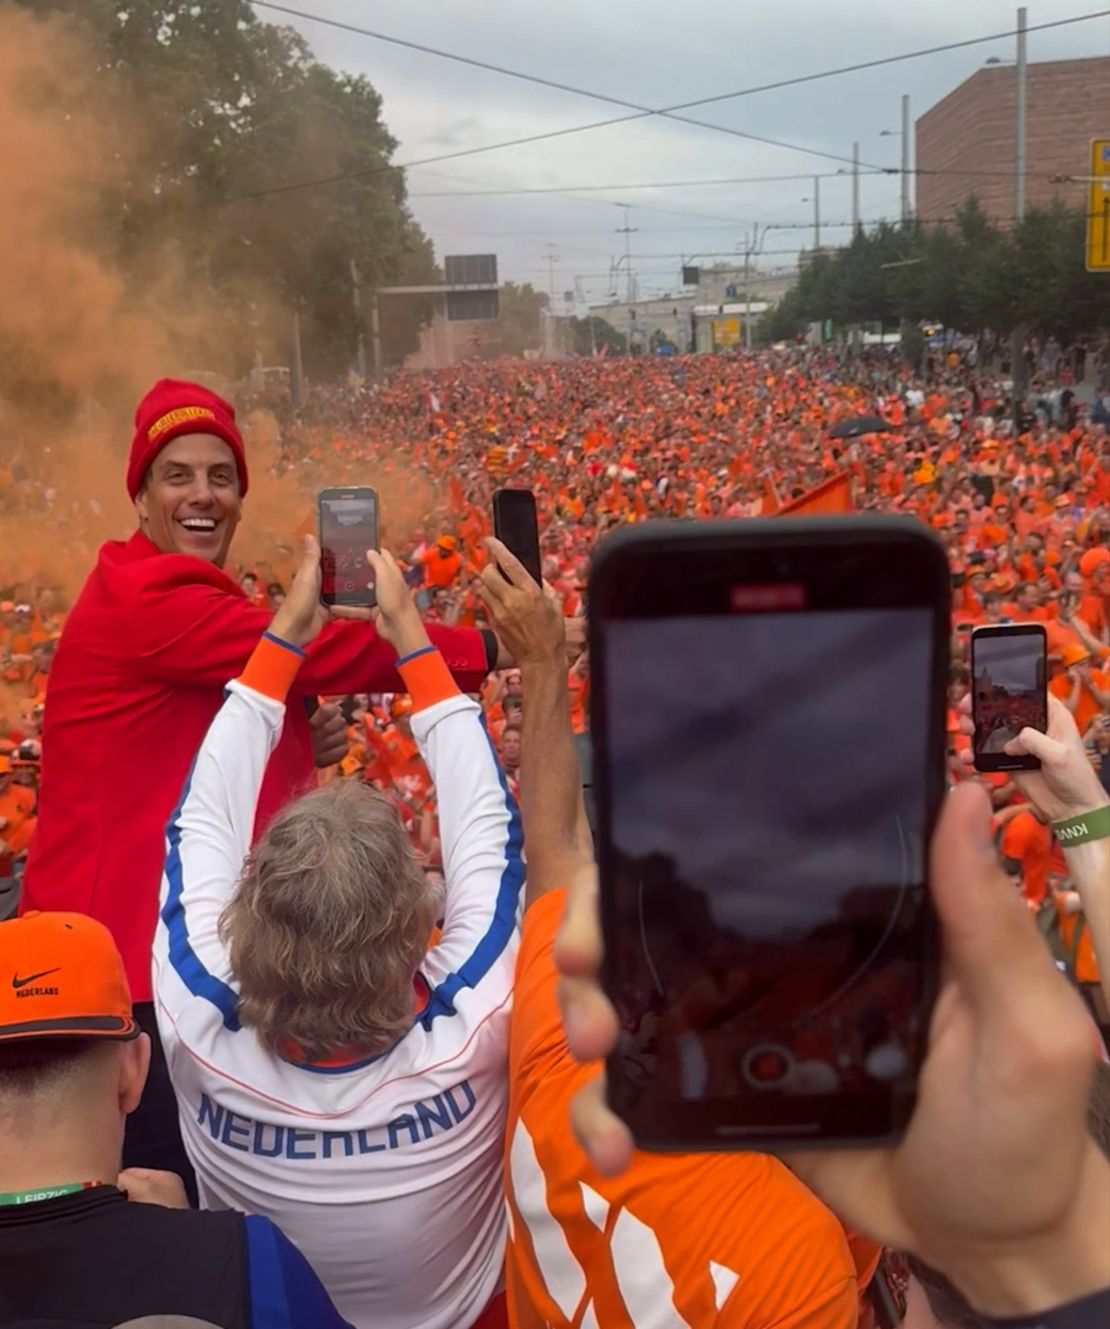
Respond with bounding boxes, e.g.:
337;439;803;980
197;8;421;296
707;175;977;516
153;673;522;1329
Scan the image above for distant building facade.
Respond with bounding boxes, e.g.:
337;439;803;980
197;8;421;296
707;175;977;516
915;56;1110;224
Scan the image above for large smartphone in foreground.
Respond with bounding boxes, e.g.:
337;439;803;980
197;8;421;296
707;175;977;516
588;517;949;1151
492;488;543;586
971;624;1046;772
318;487;379;608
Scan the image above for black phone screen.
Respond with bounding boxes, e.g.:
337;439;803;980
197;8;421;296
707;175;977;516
319;489;378;607
971;627;1046;771
590;522;946;1148
493;489;543;586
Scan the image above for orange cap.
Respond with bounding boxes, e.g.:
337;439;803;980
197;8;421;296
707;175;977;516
436;535;458;552
0;912;139;1044
1061;643;1089;668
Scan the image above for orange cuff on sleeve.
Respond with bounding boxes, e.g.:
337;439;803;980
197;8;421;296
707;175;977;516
237;634;304;702
398;648;460;712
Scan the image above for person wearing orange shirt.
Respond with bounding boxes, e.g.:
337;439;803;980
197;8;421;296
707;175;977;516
419;535;464;591
1050;645;1110;737
481;545;870;1329
999;806;1055;908
0;755;35;916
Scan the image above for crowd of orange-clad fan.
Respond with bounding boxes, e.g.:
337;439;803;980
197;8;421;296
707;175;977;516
3;348;1109;945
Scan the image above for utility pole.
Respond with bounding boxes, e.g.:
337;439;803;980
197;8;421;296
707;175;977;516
1011;6;1029;415
852;142;861;232
349;258;368;380
813;176;821;250
1014;8;1027;221
290;308;304;408
901;94;911;221
370;292;383;382
544;243;559;359
617;205;638;351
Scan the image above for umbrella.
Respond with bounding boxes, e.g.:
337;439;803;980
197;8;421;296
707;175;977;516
828;415;894;439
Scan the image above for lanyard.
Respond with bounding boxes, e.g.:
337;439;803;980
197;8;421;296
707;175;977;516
0;1181;103;1206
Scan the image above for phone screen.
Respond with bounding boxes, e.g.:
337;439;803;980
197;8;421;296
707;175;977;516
971;627;1046;770
591;524;947;1149
493;489;543;585
319;489;378;607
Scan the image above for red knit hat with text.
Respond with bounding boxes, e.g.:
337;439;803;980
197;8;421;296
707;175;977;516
127;378;249;500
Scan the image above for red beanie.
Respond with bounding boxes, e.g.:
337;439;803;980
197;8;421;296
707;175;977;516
127;378;249;501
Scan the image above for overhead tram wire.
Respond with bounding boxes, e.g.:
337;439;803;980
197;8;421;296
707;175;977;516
237;2;1110;204
249;0;885;173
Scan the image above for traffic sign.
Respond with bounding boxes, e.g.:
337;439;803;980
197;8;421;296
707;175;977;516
712;317;741;347
1085;138;1110;273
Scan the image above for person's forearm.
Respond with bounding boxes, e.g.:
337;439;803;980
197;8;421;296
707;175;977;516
946;1146;1110;1319
521;656;587;906
1062;835;1110;1006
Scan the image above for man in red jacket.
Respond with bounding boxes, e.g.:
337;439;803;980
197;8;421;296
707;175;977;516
22;378;501;1185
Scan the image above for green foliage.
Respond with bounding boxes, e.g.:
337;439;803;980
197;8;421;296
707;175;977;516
760;198;1108;346
491;283;548;358
568;317;627;356
10;0;437;373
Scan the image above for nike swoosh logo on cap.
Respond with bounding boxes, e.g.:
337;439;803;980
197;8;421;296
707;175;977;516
11;968;62;989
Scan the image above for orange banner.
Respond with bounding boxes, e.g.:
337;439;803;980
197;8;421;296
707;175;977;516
775;471;854;517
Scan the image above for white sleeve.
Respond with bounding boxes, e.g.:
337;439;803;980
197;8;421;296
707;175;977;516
411;694;523;1000
152;680;285;1031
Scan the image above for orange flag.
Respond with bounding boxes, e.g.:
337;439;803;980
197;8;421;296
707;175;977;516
760;475;781;516
776;471;855;517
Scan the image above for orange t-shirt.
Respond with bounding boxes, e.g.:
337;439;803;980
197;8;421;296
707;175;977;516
419;548;463;589
1049;667;1110;738
1057;901;1101;987
1000;811;1052;906
505;890;864;1329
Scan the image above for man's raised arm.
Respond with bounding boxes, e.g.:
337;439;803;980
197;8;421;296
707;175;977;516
479;539;590;908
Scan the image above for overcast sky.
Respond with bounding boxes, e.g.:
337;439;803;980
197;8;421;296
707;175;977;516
255;1;1110;305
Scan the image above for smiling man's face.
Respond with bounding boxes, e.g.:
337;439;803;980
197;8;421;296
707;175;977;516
135;434;242;567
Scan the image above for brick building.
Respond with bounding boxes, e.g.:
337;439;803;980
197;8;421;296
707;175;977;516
915;56;1110;224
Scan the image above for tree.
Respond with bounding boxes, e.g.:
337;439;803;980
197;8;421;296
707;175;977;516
6;0;440;381
491;283;547;358
756;201;1107;346
568;316;627;356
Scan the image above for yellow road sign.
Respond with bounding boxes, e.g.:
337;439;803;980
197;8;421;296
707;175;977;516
1086;137;1110;273
712;317;741;347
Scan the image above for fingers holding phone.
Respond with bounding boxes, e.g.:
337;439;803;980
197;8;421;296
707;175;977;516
366;550;430;659
480;537;564;668
270;536;331;649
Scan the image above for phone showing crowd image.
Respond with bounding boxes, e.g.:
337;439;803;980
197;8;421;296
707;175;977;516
492;488;543;586
318;487;379;608
588;516;949;1151
971;624;1047;773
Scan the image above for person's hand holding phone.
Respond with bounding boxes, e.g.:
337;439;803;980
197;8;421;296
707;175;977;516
366;549;431;660
270;536;334;650
479;537;564;669
960;693;1108;823
560;782;1110;1317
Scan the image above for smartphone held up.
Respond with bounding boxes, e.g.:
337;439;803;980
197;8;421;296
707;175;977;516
971;624;1047;773
318;487;380;609
588;516;949;1152
492;488;543;586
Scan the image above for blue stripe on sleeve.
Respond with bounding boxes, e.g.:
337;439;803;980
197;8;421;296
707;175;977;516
245;1215;354;1329
262;630;306;658
395;644;437;667
160;750;241;1032
418;719;523;1027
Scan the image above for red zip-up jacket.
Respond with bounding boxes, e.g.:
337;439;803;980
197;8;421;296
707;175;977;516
22;532;491;1001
